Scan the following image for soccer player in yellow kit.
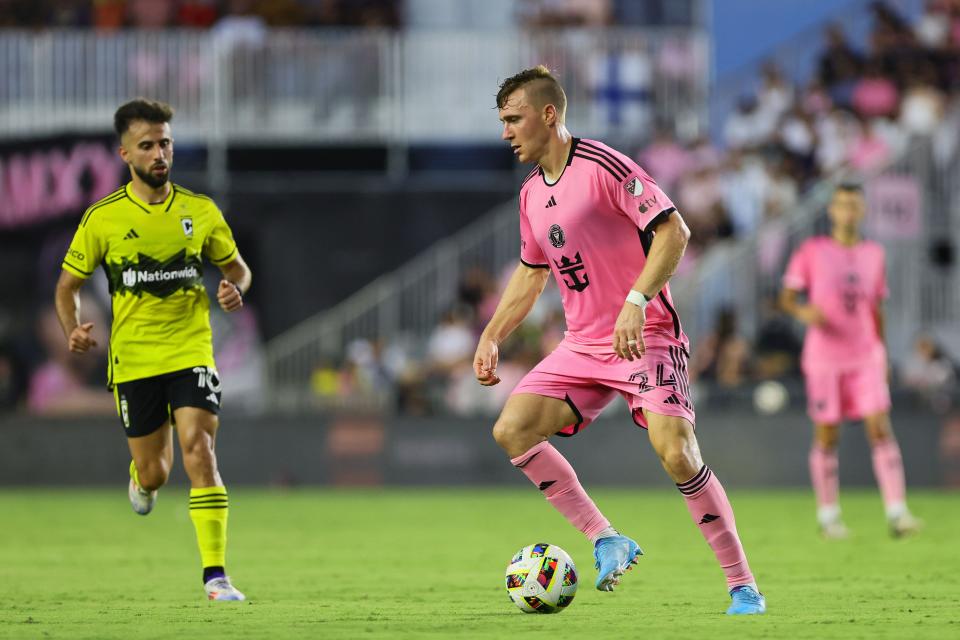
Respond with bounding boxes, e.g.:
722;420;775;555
54;99;251;601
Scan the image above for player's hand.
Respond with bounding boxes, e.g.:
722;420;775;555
474;337;501;386
797;304;826;326
68;322;98;353
217;280;243;312
613;301;646;361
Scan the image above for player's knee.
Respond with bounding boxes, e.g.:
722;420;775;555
138;459;170;491
658;444;697;479
182;441;215;469
492;415;536;452
814;427;840;450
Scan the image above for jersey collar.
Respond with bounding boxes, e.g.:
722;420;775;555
539;137;579;187
124;182;176;213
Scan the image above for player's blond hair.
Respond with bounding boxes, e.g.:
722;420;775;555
496;66;567;123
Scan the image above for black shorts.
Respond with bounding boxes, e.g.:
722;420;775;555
113;366;222;437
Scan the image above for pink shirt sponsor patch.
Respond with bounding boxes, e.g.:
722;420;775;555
519;138;688;353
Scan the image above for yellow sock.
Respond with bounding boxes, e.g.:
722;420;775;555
189;486;229;569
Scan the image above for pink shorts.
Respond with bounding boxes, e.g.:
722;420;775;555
511;342;695;436
803;364;891;424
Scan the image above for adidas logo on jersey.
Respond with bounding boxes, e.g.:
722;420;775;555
123;229;140;240
545;195;558;208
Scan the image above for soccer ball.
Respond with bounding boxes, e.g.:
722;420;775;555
504;543;578;613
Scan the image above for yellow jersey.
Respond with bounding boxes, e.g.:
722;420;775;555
62;182;238;386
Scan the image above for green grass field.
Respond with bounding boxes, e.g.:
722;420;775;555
0;488;957;639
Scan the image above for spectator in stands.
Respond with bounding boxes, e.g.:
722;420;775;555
27;300;114;416
818;24;863;91
847;115;894;173
852;59;900;119
637;126;695;192
690;307;751;388
426;305;475;377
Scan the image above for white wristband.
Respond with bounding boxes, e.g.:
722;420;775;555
626;289;650;310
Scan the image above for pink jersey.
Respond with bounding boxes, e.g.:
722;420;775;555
783;236;888;370
519;137;688;354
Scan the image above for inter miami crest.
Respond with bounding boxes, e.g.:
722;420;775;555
548;224;566;248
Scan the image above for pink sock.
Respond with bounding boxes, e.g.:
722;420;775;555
511;441;611;540
871;439;906;514
678;466;755;590
809;445;840;510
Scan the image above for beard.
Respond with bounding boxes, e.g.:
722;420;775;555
133;162;171;189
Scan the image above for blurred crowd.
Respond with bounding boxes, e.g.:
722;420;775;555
638;0;960;261
0;0;695;30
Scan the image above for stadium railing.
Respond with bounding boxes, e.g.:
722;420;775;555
0;28;708;179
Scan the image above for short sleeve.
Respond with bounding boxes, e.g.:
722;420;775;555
782;242;810;291
605;165;677;232
62;220;105;279
519;195;547;268
203;206;239;265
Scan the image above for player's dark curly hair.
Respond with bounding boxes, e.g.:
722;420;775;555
114;98;174;137
496;65;567;122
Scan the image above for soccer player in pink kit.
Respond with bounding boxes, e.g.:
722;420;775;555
781;183;922;539
475;66;765;615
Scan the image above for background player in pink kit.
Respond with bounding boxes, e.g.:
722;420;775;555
781;183;922;539
474;66;765;615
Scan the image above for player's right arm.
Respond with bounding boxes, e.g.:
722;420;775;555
779;241;825;326
779;287;825;326
57;204;107;353
474;263;550;386
54;270;98;353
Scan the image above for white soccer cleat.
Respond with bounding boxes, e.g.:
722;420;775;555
205;576;246;601
889;512;923;538
819;519;850;540
128;477;157;516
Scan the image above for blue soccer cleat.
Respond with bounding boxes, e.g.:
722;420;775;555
726;585;766;615
593;535;642;591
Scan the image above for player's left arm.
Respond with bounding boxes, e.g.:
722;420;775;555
216;253;252;313
613;212;690;360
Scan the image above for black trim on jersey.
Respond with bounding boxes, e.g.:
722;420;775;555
575;145;628;180
641;207;677;233
211;246;239;264
555;393;584;437
520;166;540;188
572;152;622;181
80;191;126;227
164;188;177;212
62;259;93;276
566;137;580;166
520;258;550;270
539;138;579;187
173;184;215;203
578;140;631;176
659;291;681;340
125;193;151;214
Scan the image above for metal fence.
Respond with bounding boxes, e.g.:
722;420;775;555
0;28;708;146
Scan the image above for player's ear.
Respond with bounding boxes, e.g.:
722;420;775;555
543;103;557;126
